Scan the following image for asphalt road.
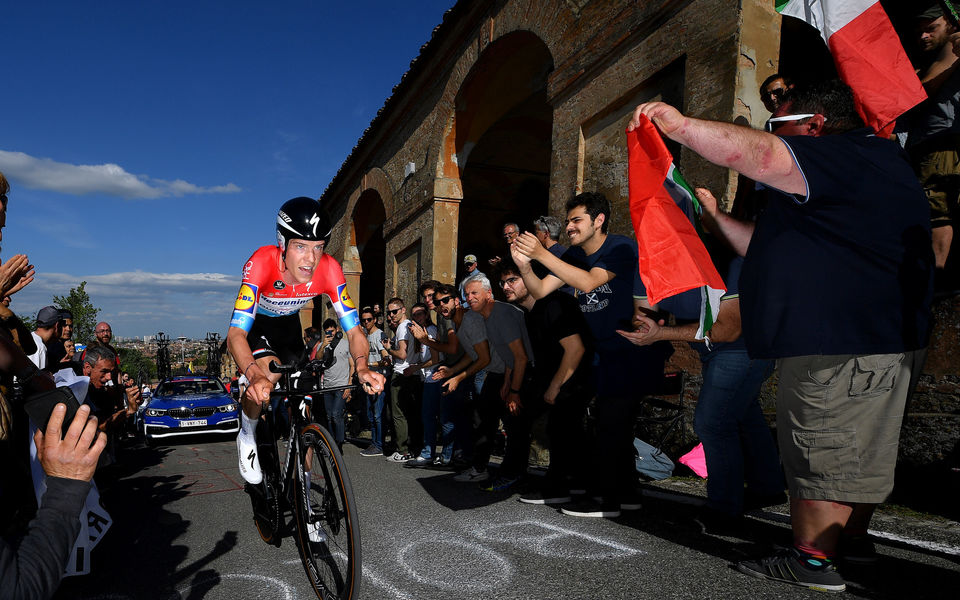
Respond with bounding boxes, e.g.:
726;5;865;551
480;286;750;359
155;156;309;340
51;435;960;600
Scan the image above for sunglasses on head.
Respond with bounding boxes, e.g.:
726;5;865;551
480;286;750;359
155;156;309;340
387;308;402;315
764;113;822;132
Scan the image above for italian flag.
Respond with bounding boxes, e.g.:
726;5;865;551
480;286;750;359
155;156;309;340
627;115;726;340
776;0;926;133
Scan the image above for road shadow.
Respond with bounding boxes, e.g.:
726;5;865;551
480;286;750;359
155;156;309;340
52;442;239;599
615;489;960;600
414;463;527;511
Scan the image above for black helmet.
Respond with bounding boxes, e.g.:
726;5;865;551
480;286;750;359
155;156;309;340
276;196;333;250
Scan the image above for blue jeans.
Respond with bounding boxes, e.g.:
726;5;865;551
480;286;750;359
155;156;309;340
419;382;443;459
366;389;385;450
323;389;347;445
694;348;782;515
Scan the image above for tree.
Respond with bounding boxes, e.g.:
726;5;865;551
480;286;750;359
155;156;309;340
53;281;99;345
117;347;157;383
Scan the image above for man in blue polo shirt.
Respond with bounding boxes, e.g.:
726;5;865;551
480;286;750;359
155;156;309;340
629;81;933;593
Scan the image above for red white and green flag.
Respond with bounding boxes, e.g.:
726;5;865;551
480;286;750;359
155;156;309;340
775;0;926;133
627;115;726;340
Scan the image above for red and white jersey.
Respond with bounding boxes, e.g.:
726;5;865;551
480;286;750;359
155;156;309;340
229;245;360;333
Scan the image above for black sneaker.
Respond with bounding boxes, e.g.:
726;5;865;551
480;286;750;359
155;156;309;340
561;498;621;518
838;534;878;564
519;490;572;505
737;548;846;593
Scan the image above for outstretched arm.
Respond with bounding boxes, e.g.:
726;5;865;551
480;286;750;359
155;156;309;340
628;102;805;195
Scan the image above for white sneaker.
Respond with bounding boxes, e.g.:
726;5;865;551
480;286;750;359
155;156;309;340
453;466;489;483
386;451;411;463
237;435;262;485
307;520;326;543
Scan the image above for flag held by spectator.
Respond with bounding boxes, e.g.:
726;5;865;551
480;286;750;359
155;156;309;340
626;115;725;340
776;0;926;133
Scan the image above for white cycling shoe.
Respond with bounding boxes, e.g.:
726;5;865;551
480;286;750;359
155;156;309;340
237;434;263;485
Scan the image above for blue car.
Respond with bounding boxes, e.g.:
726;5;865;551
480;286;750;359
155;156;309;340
143;375;240;444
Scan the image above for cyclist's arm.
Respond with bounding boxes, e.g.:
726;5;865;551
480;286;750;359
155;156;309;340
344;325;370;372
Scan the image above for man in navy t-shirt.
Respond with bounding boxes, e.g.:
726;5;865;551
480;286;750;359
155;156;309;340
513;192;671;518
629;81;932;592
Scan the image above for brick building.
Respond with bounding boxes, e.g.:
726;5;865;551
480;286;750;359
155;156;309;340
311;0;958;511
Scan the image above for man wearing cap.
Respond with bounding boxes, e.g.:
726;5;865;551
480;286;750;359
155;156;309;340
458;253;485;302
898;3;960;289
27;306;63;369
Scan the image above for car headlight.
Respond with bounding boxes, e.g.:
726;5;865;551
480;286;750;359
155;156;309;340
146;408;166;417
217;403;238;413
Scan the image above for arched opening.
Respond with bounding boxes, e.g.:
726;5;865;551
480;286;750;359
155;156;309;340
453;31;554;277
351;188;387;309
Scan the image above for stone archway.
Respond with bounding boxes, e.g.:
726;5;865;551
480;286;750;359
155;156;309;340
348;188;388;309
447;31;555;277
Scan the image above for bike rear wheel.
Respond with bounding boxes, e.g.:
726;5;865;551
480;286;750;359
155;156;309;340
294;423;361;600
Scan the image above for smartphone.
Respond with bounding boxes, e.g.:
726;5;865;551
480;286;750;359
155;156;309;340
24;387;82;438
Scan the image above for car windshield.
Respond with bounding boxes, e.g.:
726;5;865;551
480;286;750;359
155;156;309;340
155;379;225;396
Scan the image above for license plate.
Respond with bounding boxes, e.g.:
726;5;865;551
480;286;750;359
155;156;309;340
180;419;207;427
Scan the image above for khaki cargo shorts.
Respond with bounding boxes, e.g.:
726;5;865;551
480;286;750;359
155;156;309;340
776;351;920;503
915;145;960;227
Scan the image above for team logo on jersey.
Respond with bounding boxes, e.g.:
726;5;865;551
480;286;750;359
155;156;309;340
337;283;356;309
234;283;258;313
241;261;253;279
273;280;285;290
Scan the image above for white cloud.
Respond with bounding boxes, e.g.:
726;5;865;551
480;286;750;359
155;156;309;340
9;270;244;338
0;150;241;199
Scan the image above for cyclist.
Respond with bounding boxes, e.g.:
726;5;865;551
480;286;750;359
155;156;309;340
228;196;385;485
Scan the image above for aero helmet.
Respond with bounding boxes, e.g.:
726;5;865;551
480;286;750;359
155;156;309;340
276;197;333;251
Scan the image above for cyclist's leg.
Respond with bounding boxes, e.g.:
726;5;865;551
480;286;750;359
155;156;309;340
237;328;285;484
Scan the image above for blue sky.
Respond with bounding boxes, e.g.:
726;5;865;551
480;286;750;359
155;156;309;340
1;0;454;340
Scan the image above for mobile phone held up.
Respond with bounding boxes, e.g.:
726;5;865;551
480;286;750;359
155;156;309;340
24;387;82;438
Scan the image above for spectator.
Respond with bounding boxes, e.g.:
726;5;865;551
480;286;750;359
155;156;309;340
898;4;960;288
628;80;932;592
28;307;63;370
513;192;672;518
499;260;592;505
359;307;389;457
458;254;484;301
59;310;73;341
83;345;139;433
412;283;471;467
373;303;384;330
383;297;419;462
433;285;493;482
488;222;520;267
404;302;442;466
0;295;36;356
0;399;107;600
62;339;76;363
532;215;574;295
759;73;793;114
619;253;784;521
459;275;533;492
532;216;565;259
320;319;354;452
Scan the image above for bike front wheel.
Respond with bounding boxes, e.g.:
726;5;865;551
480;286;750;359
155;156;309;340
294;423;361;600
